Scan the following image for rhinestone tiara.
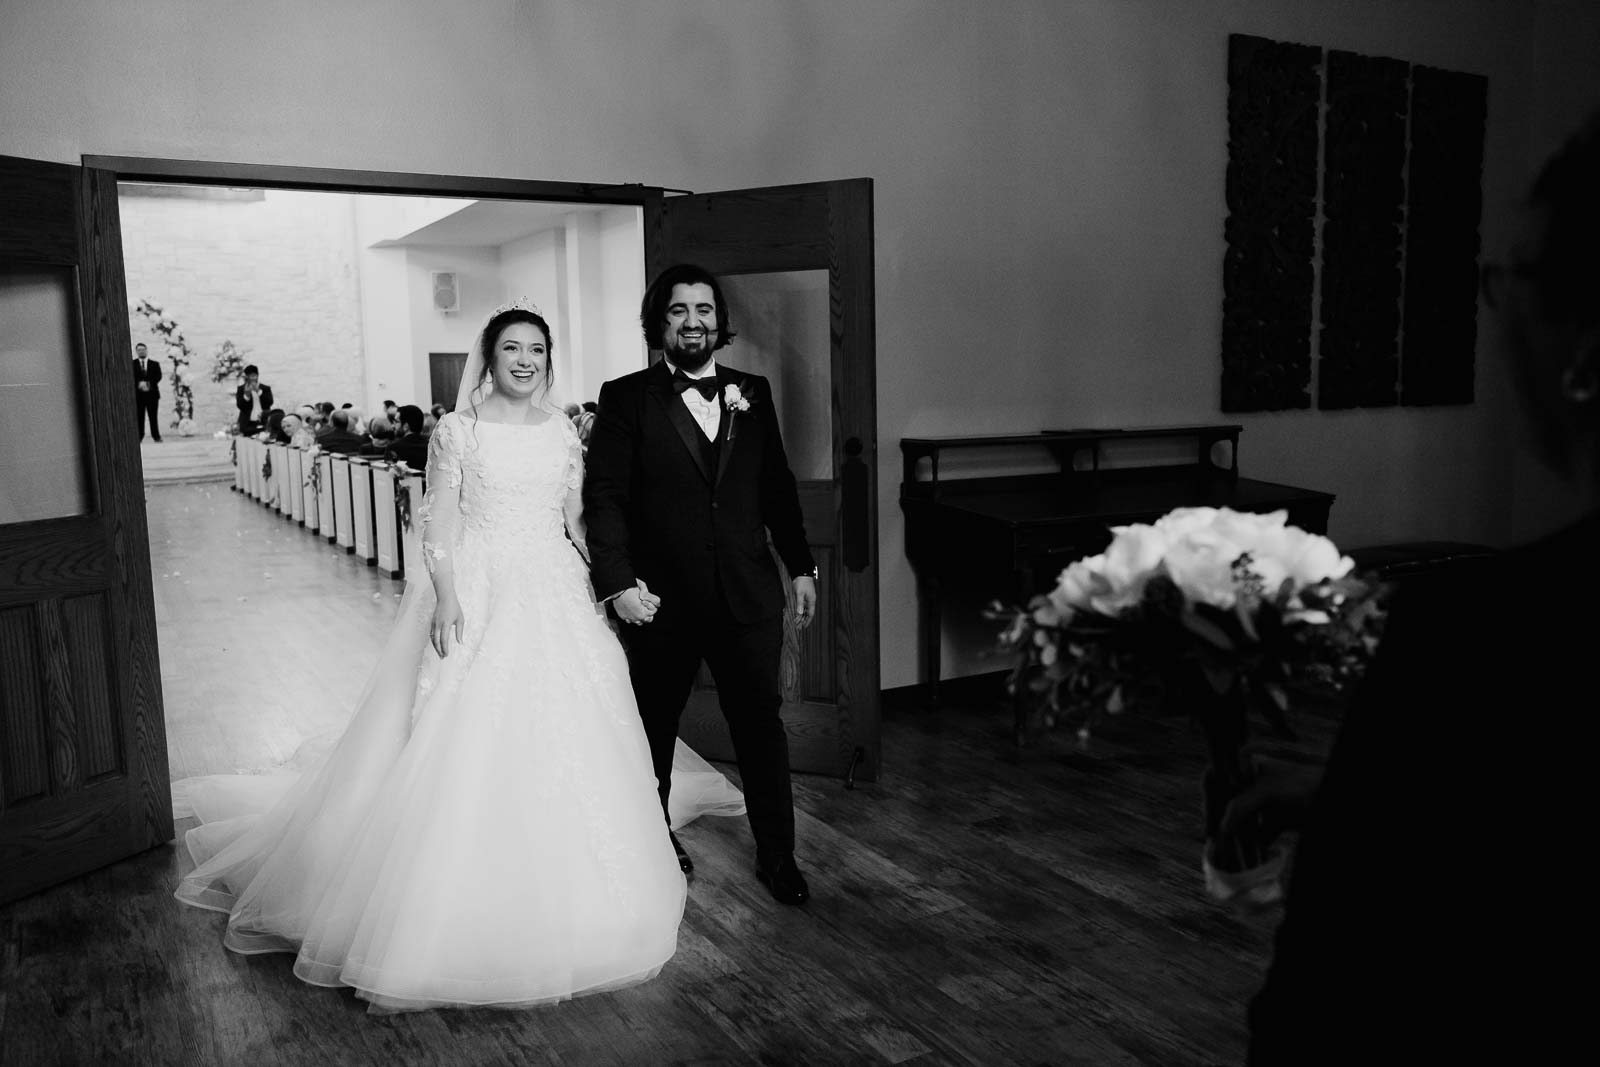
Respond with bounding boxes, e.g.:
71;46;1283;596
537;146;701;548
491;295;544;318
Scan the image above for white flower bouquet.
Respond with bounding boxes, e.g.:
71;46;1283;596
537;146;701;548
990;506;1387;902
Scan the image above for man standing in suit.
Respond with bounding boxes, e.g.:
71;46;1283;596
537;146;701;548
132;342;163;442
236;364;273;436
584;263;818;905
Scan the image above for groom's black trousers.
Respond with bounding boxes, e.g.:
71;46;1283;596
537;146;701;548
623;596;794;858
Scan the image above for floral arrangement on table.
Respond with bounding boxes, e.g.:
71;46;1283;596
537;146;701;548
989;507;1387;904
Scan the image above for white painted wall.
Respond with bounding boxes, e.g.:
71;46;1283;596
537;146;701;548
353;198;414;413
594;206;650;399
119;188;365;431
5;0;1598;687
404;246;503;408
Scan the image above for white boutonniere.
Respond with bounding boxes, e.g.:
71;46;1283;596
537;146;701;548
723;380;754;444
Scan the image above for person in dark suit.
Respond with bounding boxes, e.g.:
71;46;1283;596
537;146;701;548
583;263;818;904
235;364;273;436
385;404;429;470
132;342;164;441
1242;109;1600;1065
315;408;366;455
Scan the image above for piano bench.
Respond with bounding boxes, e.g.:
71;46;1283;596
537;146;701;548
1345;541;1499;583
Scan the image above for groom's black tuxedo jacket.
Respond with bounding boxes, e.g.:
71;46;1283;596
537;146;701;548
584;359;815;625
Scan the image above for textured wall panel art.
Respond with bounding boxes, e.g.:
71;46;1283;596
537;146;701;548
1316;50;1410;410
1219;36;1487;413
1220;33;1323;412
1400;65;1488;406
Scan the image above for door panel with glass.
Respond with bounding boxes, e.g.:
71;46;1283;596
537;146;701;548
0;155;172;905
647;180;879;782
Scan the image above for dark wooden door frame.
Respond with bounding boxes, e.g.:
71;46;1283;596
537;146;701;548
84;156;665;215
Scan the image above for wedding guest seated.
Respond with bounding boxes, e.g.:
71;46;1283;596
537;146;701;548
346;405;367;435
316;408;366;455
284;413;317;449
313;402;336;439
386;404;428;471
360;414;395;457
263;408;289;444
421;413;437;435
382;399;399;423
1241;108;1600;1066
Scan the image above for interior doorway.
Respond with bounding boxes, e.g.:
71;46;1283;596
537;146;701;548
2;153;878;905
93;159;658;783
428;352;467;411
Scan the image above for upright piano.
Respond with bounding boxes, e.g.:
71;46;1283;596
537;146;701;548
900;424;1335;708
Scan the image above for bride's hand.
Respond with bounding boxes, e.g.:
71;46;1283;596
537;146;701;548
431;594;465;657
614;581;660;625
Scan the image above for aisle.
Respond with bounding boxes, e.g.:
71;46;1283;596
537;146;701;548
149;481;406;779
139;436;234;485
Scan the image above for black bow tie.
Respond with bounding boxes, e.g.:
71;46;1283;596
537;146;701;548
672;370;719;401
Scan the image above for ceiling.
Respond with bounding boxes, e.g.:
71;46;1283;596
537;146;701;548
373;199;612;248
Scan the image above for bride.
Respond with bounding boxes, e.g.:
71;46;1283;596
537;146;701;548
173;300;744;1013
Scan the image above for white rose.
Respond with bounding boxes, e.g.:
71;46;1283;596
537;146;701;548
1279;528;1353;587
1045;583;1078;623
1154;507;1220;540
1163;527;1242;608
1209;508;1288;555
1093;525;1168;613
1053;557;1101;611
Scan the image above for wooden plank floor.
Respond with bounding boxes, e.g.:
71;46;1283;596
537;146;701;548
0;482;1339;1067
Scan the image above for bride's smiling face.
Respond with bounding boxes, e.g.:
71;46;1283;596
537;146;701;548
489;322;550;401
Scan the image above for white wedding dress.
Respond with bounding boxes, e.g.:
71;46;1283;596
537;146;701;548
174;409;744;1013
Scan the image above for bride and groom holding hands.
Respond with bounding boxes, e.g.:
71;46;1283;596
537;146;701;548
174;263;819;1013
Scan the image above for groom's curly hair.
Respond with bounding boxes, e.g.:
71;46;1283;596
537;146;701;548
640;263;736;351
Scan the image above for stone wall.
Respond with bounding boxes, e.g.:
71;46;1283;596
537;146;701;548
118;186;366;435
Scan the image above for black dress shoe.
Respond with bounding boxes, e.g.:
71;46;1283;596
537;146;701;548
755;853;809;905
670;831;693;874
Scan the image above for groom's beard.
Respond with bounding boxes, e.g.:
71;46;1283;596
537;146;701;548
664;335;715;374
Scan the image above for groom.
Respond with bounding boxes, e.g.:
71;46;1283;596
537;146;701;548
584;263;818;905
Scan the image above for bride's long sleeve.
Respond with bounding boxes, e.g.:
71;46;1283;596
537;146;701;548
418;416;464;596
562;422;590;567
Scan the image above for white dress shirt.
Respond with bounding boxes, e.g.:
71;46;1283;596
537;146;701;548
665;358;721;441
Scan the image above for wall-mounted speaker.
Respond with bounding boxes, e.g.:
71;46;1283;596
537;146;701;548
431;271;460;313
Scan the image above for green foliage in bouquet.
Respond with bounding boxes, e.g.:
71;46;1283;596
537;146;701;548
989;508;1388;742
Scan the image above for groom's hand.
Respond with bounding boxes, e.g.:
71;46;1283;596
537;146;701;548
615;580;660;626
792;576;817;630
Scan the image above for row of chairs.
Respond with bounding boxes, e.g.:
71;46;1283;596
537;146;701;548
233;437;425;580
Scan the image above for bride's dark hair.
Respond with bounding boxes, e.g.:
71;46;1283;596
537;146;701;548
467;307;555;426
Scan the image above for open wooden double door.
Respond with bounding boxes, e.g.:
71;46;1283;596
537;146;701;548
0;155;877;906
